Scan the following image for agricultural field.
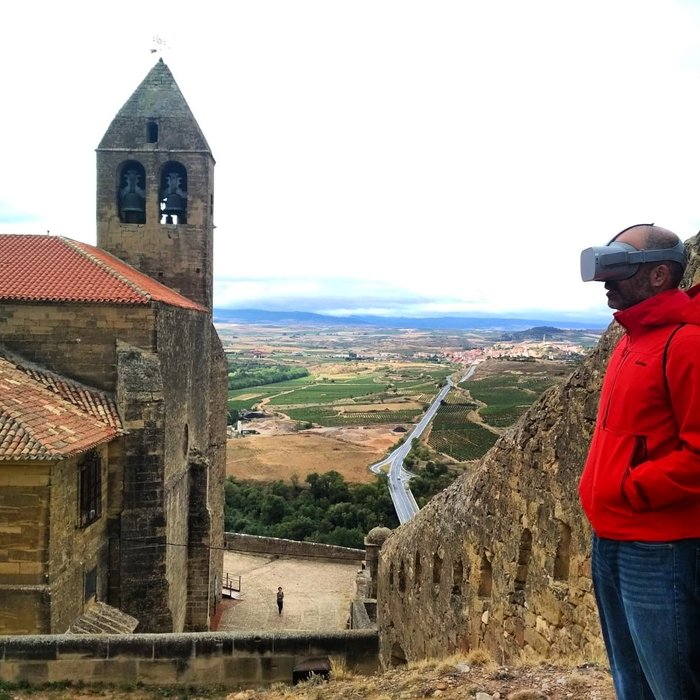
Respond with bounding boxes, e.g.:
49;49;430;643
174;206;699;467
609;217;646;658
427;404;499;461
227;357;449;420
219;323;590;483
462;358;572;429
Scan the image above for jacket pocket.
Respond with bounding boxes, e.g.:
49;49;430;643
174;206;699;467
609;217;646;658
581;428;642;519
621;435;651;510
629;435;647;468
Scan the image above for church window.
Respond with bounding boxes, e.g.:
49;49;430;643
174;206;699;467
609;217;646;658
79;450;102;527
118;160;146;224
84;567;97;602
147;120;159;143
160;162;188;224
414;552;422;592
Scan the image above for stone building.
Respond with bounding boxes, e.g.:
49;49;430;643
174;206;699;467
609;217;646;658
0;60;226;634
377;237;700;667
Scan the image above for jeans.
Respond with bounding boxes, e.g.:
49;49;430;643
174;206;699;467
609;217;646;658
592;534;700;700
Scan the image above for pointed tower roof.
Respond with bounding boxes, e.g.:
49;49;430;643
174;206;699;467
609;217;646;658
97;59;212;154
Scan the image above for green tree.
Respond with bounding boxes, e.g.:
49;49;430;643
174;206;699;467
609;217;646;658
306;471;350;504
261;494;288;525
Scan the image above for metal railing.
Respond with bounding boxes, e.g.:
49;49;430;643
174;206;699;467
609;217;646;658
222;572;241;596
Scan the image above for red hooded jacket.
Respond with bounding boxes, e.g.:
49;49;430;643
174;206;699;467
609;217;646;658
579;285;700;540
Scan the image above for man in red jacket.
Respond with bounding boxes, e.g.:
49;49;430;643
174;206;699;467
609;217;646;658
579;224;700;699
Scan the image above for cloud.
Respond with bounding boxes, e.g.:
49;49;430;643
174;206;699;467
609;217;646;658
4;1;700;322
214;272;612;322
0;201;39;225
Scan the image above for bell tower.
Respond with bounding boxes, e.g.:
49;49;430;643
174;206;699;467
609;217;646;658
96;59;215;310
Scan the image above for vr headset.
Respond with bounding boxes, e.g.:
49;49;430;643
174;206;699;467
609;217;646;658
580;239;687;282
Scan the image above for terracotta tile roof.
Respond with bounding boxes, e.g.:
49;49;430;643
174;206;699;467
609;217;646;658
0;352;125;461
0;234;205;311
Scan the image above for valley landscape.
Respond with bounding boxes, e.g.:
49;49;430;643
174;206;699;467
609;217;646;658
220;318;601;491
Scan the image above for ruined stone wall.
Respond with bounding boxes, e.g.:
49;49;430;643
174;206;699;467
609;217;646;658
377;233;700;668
377;331;620;667
0;303;153;392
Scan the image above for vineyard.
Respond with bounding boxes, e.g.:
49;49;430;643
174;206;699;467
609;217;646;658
427;404;499;460
464;368;564;428
228;356;572;464
228;361;450;415
285;406;423;427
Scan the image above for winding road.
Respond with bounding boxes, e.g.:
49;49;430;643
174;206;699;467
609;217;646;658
369;363;478;524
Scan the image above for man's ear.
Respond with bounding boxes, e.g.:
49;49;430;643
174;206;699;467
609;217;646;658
651;263;673;290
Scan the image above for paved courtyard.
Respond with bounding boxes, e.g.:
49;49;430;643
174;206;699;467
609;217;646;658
216;552;361;632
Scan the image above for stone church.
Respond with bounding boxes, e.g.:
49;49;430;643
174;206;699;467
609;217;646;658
0;59;227;634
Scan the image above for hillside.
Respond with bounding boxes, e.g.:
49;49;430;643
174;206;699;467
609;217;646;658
214;308;607;331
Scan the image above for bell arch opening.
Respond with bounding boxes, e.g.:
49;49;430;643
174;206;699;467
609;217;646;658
118;160;146;224
160;162;188;225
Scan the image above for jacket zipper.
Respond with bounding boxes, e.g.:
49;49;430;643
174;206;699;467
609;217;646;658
602;338;631;428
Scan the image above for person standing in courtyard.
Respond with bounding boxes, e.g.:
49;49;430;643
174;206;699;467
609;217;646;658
276;586;284;616
578;224;700;699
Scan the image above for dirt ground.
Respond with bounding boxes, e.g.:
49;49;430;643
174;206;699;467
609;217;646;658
226;418;402;483
1;658;615;699
216;551;358;632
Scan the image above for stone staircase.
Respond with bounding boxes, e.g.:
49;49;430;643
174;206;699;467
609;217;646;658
67;601;139;635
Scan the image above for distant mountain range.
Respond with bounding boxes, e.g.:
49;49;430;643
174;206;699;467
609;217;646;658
213;308;609;331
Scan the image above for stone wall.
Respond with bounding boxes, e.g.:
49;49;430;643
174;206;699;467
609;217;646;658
224;533;365;563
1;296;225;634
0;303;153;392
377;233;700;667
207;331;228;625
377;330;621;667
0;460;52;633
0;631;378;687
0;446;110;634
96;148;215;310
114;305;224;633
48;447;110;634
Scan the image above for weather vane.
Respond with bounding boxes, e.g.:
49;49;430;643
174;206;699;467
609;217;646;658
150;35;170;55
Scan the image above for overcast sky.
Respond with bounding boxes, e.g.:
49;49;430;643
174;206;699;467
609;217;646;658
3;1;700;322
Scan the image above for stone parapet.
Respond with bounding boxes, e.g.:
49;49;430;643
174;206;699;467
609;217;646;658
0;630;378;687
224;533;365;563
